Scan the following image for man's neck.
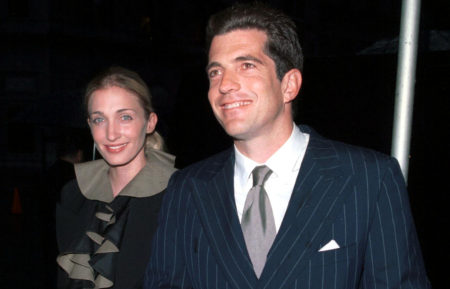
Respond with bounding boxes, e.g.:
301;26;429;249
234;123;294;163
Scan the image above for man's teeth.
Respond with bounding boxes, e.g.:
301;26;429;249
223;101;251;109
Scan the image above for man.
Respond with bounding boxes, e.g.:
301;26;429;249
145;3;430;289
40;130;86;289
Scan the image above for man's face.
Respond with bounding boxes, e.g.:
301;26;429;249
207;29;293;145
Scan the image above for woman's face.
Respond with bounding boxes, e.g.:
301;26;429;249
87;86;157;169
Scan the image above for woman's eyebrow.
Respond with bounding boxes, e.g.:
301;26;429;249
117;108;137;113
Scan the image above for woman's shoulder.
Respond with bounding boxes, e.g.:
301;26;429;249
59;179;81;204
56;180;97;250
74;159;114;202
119;150;176;199
58;179;96;213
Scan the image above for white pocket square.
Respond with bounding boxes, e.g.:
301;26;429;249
318;239;340;252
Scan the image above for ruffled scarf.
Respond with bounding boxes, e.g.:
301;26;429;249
57;197;130;288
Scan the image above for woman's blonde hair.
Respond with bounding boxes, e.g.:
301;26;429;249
84;66;166;152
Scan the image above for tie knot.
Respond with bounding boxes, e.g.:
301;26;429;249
252;165;272;187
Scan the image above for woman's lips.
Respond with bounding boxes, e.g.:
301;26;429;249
105;143;127;153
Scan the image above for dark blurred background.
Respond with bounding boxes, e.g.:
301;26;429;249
0;0;449;288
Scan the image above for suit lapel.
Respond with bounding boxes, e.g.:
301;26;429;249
259;128;353;288
191;149;258;289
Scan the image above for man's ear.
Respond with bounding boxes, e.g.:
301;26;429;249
281;68;302;103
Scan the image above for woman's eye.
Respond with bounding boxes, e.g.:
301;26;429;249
92;117;104;124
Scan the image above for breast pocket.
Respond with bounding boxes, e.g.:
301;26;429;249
312;242;357;267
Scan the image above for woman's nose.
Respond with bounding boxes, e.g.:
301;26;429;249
106;121;120;141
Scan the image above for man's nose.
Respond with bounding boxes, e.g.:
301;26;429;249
219;71;240;94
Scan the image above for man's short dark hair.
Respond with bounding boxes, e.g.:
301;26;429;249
206;2;303;80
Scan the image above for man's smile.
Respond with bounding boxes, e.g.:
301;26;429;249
221;101;252;110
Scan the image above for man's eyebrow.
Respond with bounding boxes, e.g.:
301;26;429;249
206;61;221;73
235;55;263;64
206;55;264;73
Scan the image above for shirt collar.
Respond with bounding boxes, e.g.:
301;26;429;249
266;125;308;179
234;124;308;184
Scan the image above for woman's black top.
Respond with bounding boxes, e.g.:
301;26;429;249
56;149;176;289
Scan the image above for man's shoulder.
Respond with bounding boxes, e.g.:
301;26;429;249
302;124;394;168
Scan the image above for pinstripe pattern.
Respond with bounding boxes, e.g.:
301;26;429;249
144;125;430;289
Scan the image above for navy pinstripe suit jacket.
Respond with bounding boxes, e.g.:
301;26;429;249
144;125;430;289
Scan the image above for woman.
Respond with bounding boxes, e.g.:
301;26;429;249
56;66;176;289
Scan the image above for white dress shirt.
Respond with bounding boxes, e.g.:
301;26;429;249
234;125;310;231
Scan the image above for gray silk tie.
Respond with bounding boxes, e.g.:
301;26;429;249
241;165;276;278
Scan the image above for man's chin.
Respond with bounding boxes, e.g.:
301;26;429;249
227;131;249;143
220;121;249;137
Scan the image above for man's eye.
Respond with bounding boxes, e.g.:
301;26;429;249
208;69;221;78
242;63;256;69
